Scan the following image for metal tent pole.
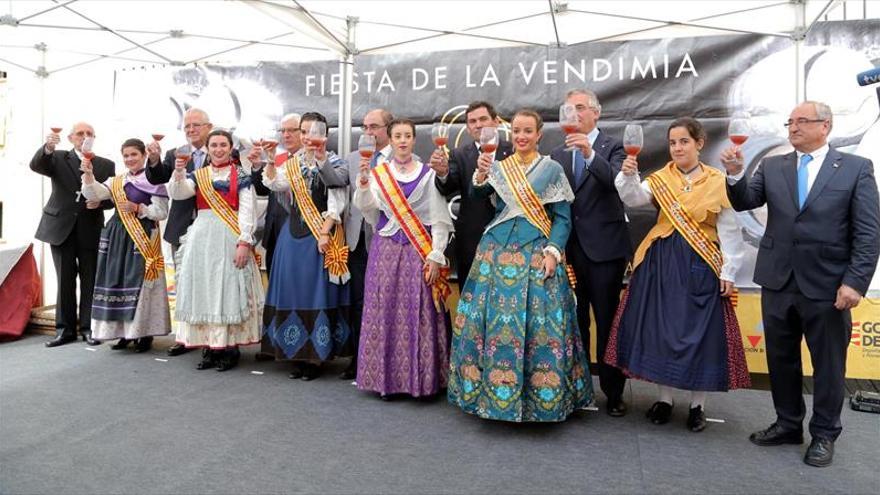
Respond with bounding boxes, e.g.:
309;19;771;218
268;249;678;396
337;16;356;156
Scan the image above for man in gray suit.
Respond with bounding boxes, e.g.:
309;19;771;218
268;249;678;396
722;100;880;467
340;108;393;379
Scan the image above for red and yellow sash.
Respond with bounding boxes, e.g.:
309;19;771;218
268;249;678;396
496;155;578;288
282;156;350;284
194;167;261;265
372;162;451;311
109;176;163;282
646;173;738;305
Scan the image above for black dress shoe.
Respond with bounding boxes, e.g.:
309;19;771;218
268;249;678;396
301;364;321;381
288;363;304;379
45;335;77;348
646;401;673;425
111;339;131;350
803;437;834;467
133;337;153;353
606;397;628;417
687;405;707;432
196;349;216;370
749;423;804;446
338;364;356;380
167;343;192;357
81;332;101;346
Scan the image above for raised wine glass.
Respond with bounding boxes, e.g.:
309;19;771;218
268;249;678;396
728;112;751;149
560;103;579;151
358;134;377;181
479;127;498;155
623;124;644;157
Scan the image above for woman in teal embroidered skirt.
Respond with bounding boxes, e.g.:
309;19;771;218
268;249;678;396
448;109;593;422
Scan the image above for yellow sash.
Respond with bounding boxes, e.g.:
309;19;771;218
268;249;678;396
372;162;451;311
282;156;350;284
646;172;738;305
496;155;577;288
194;167;260;265
109;176;163;282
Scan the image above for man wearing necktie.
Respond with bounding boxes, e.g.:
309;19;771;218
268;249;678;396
723;101;880;468
145;107;213;357
429;101;514;286
341;108;393;380
549;89;631;417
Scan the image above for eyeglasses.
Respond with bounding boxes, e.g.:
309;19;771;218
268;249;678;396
279;127;300;134
362;124;385;132
73;130;95;137
783;118;826;128
183;123;206;130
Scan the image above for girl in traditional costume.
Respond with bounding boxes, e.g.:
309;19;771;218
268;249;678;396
260;112;353;381
448;109;593;422
167;129;264;371
605;117;750;431
353;118;453;399
81;138;170;352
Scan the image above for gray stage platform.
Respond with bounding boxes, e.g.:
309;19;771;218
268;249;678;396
1;335;877;494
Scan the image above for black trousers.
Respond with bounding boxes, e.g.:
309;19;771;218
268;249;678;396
761;276;851;440
50;234;98;338
568;238;627;401
347;229;370;366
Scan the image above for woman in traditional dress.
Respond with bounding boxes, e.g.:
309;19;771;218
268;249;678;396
167;129;263;371
260;112;352;381
81;138;170;352
353;118;453;399
448;109;592;422
605;117;750;432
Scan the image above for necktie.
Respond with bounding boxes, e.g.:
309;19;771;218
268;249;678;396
573;150;586;185
193;149;204;169
797;153;813;209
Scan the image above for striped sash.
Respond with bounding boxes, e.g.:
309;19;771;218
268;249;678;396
194;167;260;265
282;156;350;284
496;155;577;288
109;176;163;281
646;173;738;305
372;162;451;311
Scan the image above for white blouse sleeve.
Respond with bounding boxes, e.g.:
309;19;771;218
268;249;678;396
81;178;112;201
238;185;257;245
614;171;653;207
718;206;745;283
262;165;291;192
139;196;169;221
167;169;196;200
323;187;347;223
427;184;454;265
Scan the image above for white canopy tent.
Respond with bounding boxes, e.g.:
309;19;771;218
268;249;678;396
1;0;877;303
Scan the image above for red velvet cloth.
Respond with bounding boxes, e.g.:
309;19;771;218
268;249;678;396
0;244;42;340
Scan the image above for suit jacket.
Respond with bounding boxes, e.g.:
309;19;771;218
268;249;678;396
550;131;631;263
145;149;197;245
727;148;880;299
30;147;115;247
435;140;514;277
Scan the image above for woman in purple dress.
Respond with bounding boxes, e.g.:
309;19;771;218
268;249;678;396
353;119;454;399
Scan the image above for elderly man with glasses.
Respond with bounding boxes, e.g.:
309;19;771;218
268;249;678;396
722;100;880;468
145;107;213;357
31;122;116;347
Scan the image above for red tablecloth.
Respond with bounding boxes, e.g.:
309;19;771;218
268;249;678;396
0;243;42;340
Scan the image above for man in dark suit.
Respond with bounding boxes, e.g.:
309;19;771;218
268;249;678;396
549;89;631;417
31;122;115;347
723;101;880;467
429;101;513;285
145;107;213;357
